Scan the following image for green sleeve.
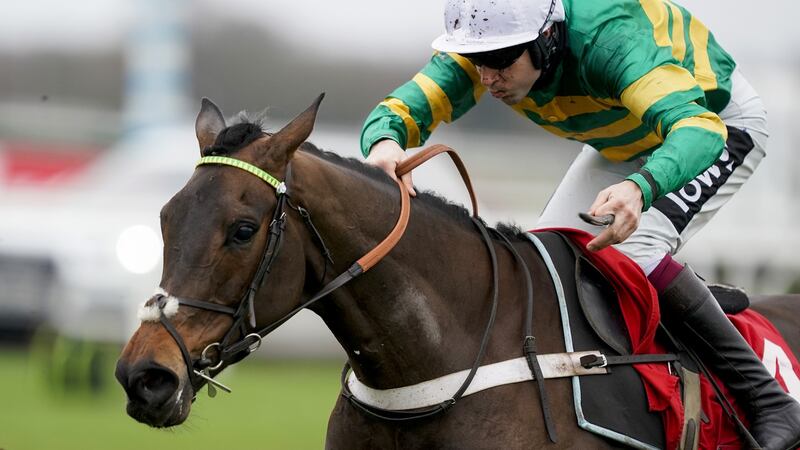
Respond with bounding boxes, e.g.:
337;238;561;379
580;30;727;209
628;120;726;209
619;67;727;209
360;52;485;157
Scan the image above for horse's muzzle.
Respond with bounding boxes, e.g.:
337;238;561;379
115;359;190;427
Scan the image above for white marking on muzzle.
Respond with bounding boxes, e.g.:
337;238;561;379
175;387;185;416
137;287;180;322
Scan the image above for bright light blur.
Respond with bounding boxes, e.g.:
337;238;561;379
115;224;161;274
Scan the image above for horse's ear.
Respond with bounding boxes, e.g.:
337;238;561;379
195;98;226;151
267;93;324;164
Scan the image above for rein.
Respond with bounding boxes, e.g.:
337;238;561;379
338;145;554;440
339;145;508;421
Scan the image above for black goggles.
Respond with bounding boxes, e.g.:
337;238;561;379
462;42;528;70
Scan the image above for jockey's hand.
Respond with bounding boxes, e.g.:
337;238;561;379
365;139;417;196
586;180;644;252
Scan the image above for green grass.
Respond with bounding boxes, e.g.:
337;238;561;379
0;346;342;450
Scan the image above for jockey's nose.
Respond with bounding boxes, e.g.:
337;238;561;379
115;359;179;409
479;67;501;87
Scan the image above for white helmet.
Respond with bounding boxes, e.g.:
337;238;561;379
431;0;565;54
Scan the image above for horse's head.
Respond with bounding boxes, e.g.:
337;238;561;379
115;95;324;427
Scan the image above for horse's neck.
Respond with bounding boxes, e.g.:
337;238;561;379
293;153;504;388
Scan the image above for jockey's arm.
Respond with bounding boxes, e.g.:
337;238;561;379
586;64;728;251
361;52;486;190
619;65;728;209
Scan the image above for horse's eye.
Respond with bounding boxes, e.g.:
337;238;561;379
233;224;257;243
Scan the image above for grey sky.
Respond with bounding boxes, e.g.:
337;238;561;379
1;0;797;65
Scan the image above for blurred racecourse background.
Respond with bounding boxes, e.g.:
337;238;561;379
0;0;798;449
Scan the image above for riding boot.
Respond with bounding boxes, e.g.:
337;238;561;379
659;265;800;450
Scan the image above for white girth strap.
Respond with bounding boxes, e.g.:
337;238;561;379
346;351;609;411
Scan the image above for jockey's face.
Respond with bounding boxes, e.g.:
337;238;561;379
475;49;540;105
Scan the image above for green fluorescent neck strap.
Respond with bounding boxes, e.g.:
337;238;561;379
196;156;283;192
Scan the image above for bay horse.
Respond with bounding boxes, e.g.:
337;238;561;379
115;95;800;449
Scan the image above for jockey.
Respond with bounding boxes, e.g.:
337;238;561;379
360;0;800;448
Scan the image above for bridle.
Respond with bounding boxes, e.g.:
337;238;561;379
147;145;555;440
150;155;297;395
149;150;412;397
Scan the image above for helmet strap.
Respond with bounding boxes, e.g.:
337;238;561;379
529;21;567;89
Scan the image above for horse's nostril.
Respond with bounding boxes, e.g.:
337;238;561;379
128;365;179;408
139;369;171;391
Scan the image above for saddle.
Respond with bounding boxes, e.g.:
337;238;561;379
533;230;707;450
